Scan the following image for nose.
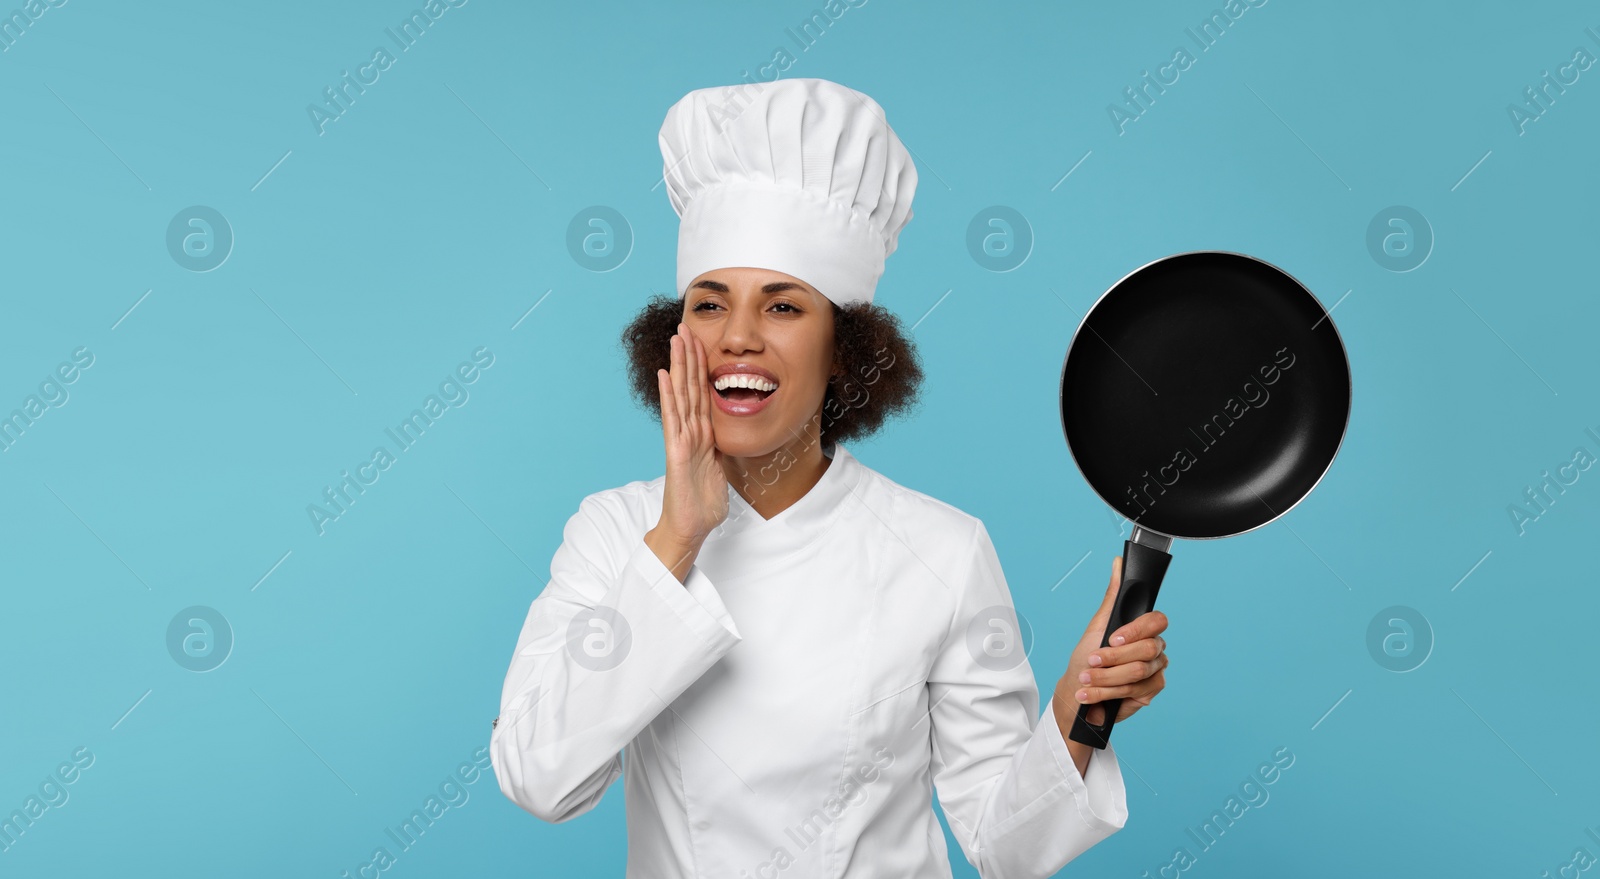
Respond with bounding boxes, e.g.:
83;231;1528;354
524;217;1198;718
714;298;764;357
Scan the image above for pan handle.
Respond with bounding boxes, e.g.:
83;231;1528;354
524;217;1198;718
1069;535;1172;749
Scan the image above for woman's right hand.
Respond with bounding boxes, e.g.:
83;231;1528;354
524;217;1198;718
652;321;729;554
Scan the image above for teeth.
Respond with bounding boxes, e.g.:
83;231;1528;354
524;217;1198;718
713;374;778;392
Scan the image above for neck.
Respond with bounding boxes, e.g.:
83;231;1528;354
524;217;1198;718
720;433;833;521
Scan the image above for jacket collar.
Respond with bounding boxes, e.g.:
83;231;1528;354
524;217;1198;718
703;439;862;573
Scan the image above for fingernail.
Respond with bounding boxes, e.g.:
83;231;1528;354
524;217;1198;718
1078;671;1091;684
1088;654;1102;666
1112;635;1125;645
1076;690;1088;702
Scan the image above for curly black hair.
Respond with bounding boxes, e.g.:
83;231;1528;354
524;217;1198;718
621;293;924;445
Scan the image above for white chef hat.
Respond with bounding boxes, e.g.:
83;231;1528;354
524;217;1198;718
658;78;917;307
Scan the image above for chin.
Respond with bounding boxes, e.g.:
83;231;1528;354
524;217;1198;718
709;421;794;460
710;436;778;459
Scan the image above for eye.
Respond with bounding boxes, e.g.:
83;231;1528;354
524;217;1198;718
692;301;718;312
772;302;800;313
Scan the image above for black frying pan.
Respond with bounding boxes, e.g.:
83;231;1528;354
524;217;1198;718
1058;250;1351;749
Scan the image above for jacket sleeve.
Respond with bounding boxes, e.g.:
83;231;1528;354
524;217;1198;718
489;492;743;823
927;519;1128;878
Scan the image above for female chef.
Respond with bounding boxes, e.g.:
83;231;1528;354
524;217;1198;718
490;78;1170;878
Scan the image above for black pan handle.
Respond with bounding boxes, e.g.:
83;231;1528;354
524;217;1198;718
1069;537;1172;749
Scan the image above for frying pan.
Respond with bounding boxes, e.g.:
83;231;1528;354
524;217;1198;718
1058;250;1351;749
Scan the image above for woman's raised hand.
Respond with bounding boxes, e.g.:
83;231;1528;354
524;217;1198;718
653;322;730;553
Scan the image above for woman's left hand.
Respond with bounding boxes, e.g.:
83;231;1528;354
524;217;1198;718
1058;555;1170;726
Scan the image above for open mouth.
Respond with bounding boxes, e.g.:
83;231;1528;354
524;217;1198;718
711;372;779;406
714;385;776;404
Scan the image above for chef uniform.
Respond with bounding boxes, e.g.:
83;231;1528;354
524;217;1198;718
490;78;1129;878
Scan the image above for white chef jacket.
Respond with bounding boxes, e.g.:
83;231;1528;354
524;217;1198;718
490;440;1128;878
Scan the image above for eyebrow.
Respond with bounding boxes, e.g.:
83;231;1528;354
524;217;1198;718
689;280;808;294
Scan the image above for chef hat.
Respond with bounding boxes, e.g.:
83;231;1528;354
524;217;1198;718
658;77;917;307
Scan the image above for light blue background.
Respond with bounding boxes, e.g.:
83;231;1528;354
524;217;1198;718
2;1;1596;876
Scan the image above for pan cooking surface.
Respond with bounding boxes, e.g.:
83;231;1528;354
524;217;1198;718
1059;252;1350;539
